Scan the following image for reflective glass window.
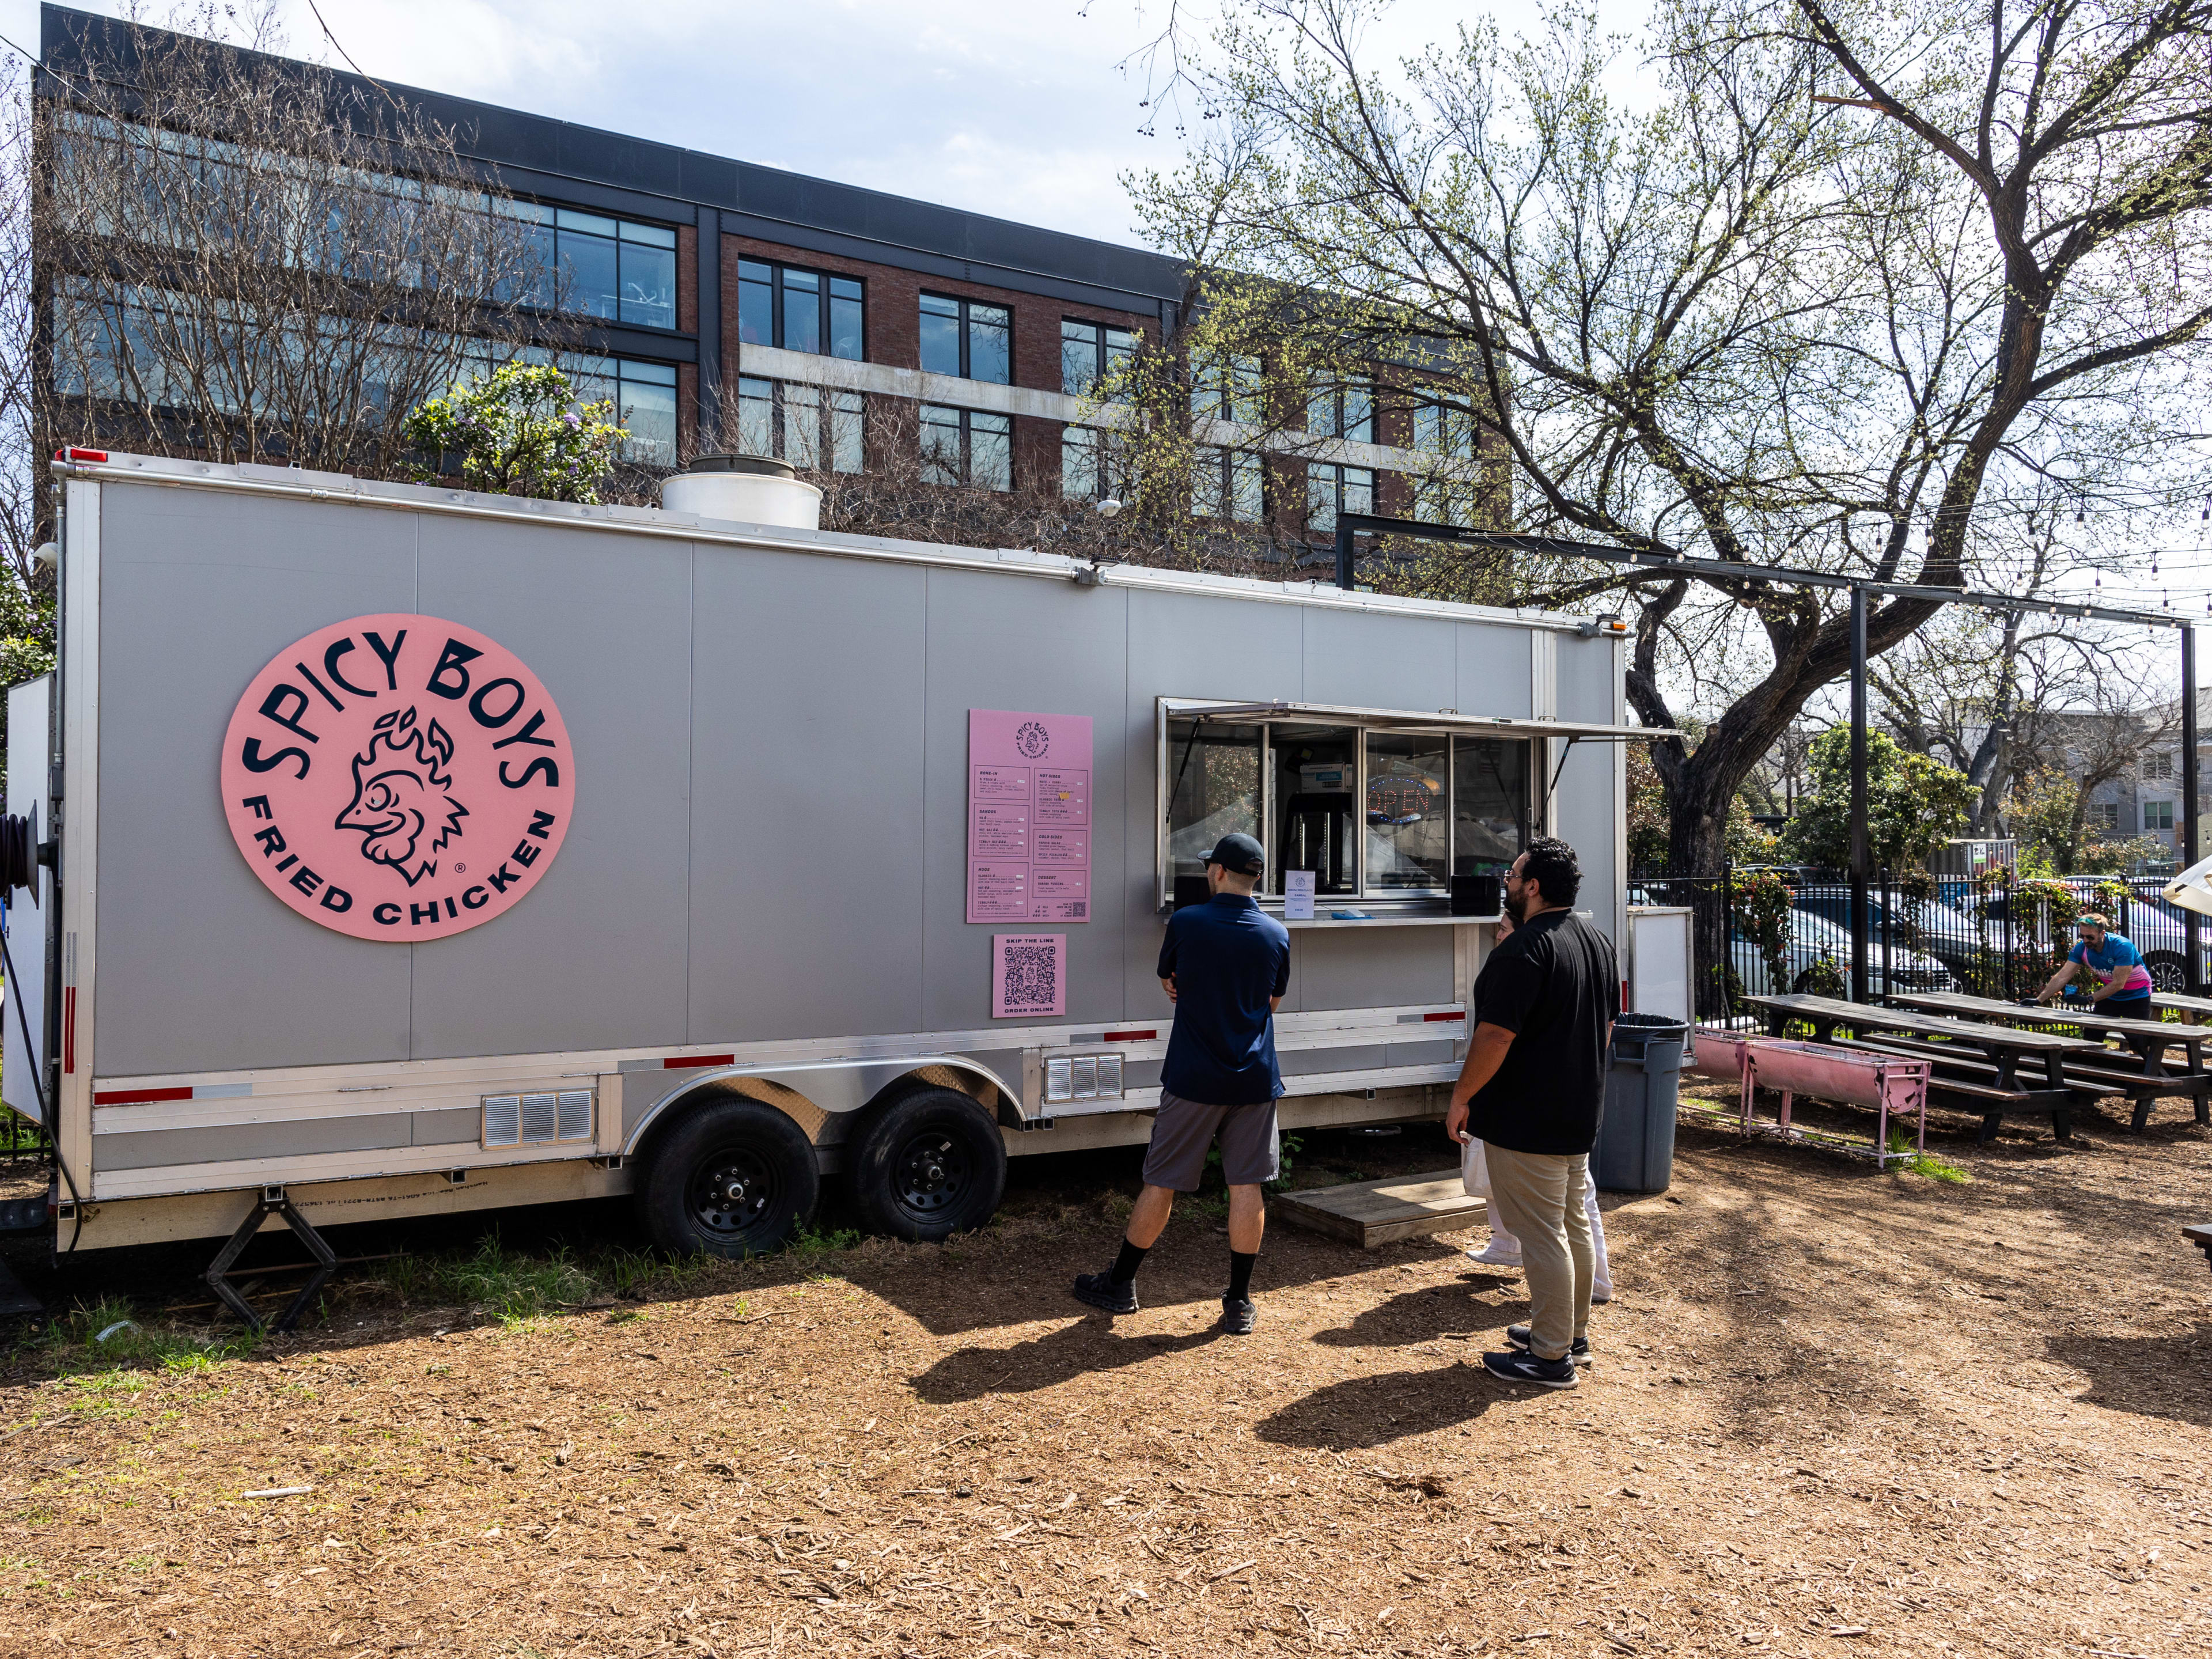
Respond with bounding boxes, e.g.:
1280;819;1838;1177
737;260;774;347
613;362;677;467
828;390;865;472
919;294;962;376
1452;738;1528;873
557;223;619;320
1273;725;1359;896
968;303;1011;385
1195;351;1262;423
1364;733;1449;892
779;268;821;355
829;276;863;360
970;410;1012;489
1063;425;1098;501
782;381;821;468
1306;464;1373;533
737;374;774;456
919;402;963;484
1166;721;1264;884
616;221;676;330
1062;320;1100;396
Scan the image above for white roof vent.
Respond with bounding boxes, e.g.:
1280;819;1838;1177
661;453;821;531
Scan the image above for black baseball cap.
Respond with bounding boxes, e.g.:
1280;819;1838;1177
1205;833;1266;875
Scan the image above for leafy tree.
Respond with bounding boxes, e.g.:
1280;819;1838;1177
402;365;627;504
1782;727;1973;871
1126;0;2212;877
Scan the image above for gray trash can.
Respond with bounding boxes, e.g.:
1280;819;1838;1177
1594;1011;1688;1194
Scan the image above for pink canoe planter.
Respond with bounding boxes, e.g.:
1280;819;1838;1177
1679;1027;1929;1167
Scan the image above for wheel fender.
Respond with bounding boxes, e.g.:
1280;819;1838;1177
622;1057;1017;1159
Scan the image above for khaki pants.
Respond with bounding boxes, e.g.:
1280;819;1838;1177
1482;1145;1594;1361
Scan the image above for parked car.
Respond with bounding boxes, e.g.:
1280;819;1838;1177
1730;908;1955;1002
1948;880;2207;991
1790;885;1990;979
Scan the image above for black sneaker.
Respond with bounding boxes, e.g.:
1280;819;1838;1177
1219;1295;1256;1335
1071;1270;1138;1315
1482;1347;1579;1389
1506;1324;1593;1366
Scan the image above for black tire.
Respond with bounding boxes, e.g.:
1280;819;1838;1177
848;1086;1007;1242
2143;951;2188;994
636;1096;818;1259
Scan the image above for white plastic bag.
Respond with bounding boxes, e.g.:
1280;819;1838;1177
1460;1134;1491;1200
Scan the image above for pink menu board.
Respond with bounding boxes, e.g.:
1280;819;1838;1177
967;708;1093;924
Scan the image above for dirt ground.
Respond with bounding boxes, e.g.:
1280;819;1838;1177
1;1084;2209;1659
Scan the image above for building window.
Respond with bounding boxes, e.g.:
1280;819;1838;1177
2145;752;2175;779
920;404;1012;490
736;377;864;472
1062;425;1132;501
547;354;679;467
919;294;1011;384
2092;801;2121;832
1412;399;1478;460
1192;444;1263;522
1062;319;1139;398
1306;464;1375;535
501;202;679;331
1194;351;1263;424
2145;800;2175;832
1307;378;1373;443
737;260;863;361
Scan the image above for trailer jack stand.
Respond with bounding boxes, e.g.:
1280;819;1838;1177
206;1187;336;1334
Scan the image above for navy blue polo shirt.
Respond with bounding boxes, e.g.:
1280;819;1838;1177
1157;895;1293;1105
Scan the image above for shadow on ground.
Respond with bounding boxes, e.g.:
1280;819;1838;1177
1253;1361;1501;1448
2046;1322;2212;1428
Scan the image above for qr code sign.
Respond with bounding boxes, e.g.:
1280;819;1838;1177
993;933;1066;1018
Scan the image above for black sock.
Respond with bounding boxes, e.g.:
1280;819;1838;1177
1227;1249;1257;1302
1110;1239;1149;1286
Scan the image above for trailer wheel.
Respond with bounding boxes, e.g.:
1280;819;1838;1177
637;1097;818;1259
849;1087;1006;1242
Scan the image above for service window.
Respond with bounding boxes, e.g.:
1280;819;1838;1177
1364;732;1449;892
1452;737;1529;875
1272;725;1360;896
1164;720;1264;884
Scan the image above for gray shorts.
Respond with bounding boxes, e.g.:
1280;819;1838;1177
1141;1090;1281;1191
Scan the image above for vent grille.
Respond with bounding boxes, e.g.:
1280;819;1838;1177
1044;1052;1124;1104
482;1089;595;1150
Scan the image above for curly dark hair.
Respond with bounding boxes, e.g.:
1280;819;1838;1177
1521;836;1582;908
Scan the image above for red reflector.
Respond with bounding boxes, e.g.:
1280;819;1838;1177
1101;1028;1157;1042
93;1085;194;1105
1424;1010;1466;1022
665;1054;735;1069
61;447;109;462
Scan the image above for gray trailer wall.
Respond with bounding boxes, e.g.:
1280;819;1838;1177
92;482;1610;1077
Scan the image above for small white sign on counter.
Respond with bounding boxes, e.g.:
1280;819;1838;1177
1283;869;1317;921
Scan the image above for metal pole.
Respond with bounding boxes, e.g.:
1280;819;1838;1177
1850;585;1870;1003
2185;625;2201;995
1335;521;1355;590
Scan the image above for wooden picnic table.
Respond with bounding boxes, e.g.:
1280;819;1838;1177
1888;990;2212;1132
2152;991;2212;1025
1888;990;2205;1075
1739;993;2108;1141
2188;1222;2212;1275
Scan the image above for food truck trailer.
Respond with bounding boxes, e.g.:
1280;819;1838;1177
0;449;1655;1317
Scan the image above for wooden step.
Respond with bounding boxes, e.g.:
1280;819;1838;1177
1273;1169;1486;1248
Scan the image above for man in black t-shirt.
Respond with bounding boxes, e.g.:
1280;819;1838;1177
1445;837;1618;1389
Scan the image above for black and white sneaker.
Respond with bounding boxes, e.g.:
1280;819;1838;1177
1219;1295;1257;1335
1506;1324;1593;1366
1071;1270;1138;1315
1481;1347;1580;1389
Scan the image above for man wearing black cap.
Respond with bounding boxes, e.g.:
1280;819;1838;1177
1073;832;1290;1334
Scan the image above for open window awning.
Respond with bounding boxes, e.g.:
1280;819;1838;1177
1160;696;1682;743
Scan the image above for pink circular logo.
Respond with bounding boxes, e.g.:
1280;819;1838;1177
221;614;575;941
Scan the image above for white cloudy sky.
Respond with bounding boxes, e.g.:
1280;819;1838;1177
1;0;1652;248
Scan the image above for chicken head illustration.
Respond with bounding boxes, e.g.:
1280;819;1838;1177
334;706;469;885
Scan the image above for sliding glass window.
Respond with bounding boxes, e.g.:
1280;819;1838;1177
1155;717;1533;904
1365;733;1449;891
1163;721;1265;884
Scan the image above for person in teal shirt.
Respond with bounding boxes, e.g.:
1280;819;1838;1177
2036;913;2153;1014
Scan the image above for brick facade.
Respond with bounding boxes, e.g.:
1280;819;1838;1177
722;233;1157;494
